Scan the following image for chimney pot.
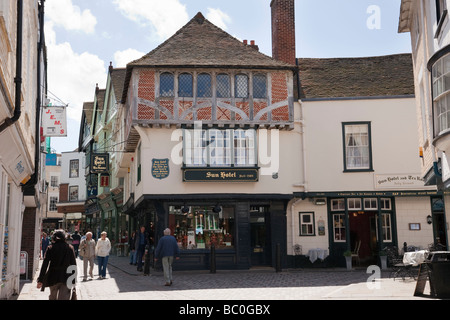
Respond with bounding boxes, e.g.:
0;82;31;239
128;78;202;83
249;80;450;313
243;40;248;45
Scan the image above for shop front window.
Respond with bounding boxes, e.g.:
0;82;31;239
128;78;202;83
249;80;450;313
333;213;346;242
169;205;235;250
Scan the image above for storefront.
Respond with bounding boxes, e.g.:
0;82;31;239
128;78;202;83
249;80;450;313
290;190;446;268
129;195;290;270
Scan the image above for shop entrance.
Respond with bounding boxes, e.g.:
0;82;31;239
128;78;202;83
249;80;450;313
349;211;378;266
250;206;271;266
432;197;448;248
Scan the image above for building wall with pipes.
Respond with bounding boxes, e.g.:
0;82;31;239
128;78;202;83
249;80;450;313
287;95;440;267
0;1;42;299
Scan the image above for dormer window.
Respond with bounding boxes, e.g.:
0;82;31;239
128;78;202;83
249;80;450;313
179;73;193;97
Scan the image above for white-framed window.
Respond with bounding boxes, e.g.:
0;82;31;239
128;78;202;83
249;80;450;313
348;198;362;210
343;122;372;171
432;53;450;136
331;199;345;211
50;176;58;187
381;213;392;242
69;160;79;178
333;213;346;242
364;198;378;210
299;212;315;236
184;128;257;167
380;198;392;210
69;186;79;202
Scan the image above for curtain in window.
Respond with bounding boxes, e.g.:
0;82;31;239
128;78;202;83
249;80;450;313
345;125;369;169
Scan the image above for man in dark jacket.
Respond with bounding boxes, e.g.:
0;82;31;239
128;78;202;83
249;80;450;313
155;228;180;286
135;226;149;272
37;229;77;300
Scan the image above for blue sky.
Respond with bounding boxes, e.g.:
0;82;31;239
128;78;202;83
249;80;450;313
45;0;412;153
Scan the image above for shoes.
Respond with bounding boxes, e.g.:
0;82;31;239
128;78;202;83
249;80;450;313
165;282;171;286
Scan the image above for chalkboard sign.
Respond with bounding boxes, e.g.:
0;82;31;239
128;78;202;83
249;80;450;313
414;263;433;297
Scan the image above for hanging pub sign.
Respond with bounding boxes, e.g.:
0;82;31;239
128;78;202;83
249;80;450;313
42;106;67;137
90;153;109;173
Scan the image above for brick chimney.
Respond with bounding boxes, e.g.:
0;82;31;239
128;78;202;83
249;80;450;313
271;0;296;65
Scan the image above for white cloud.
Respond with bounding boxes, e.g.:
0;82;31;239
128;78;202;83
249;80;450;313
46;0;97;34
113;0;189;40
45;21;106;121
114;49;146;68
206;8;232;30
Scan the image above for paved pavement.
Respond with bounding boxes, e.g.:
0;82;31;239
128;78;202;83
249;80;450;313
13;255;437;302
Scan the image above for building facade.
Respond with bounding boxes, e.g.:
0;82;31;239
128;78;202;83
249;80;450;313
42;153;62;233
288;54;442;267
398;0;450;250
57;151;86;233
0;0;46;299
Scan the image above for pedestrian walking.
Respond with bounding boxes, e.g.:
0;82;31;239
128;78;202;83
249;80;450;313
79;231;96;281
129;231;137;265
36;229;77;300
135;226;148;272
41;232;50;259
155;228;180;286
95;231;111;279
71;231;81;257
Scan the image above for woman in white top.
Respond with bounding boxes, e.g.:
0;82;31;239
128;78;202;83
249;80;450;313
95;231;111;279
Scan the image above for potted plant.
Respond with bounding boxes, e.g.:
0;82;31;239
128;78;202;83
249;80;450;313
343;250;352;270
379;250;387;269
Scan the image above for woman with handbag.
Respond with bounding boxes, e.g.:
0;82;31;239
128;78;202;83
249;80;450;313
36;230;77;300
79;231;96;281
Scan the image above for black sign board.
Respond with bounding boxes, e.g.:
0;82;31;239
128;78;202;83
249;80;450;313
91;153;109;173
183;168;259;182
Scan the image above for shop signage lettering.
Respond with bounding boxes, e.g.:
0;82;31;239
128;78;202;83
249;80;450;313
42;106;67;137
183;168;259;182
91;154;109;173
374;174;427;189
152;159;170;180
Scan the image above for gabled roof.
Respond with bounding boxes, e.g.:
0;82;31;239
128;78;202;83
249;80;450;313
129;12;294;70
110;68;126;100
121;12;296;103
298;54;415;99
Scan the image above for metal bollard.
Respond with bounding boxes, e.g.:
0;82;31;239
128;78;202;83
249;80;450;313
210;244;216;274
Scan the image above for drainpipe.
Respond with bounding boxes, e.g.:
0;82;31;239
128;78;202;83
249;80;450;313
0;0;23;134
23;0;45;191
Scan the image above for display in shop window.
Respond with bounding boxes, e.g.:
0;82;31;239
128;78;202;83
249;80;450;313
169;205;234;250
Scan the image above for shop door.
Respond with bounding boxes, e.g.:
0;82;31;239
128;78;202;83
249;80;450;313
432;198;448;248
250;208;271;266
349;211;377;265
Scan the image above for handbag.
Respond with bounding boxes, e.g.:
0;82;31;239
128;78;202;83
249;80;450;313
71;287;77;300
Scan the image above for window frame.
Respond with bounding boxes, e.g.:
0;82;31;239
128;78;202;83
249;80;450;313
235;74;249;99
160;72;175;97
299;212;315;236
178;73;193;98
342;122;373;172
183;128;257;168
69;160;79;178
69;185;79;202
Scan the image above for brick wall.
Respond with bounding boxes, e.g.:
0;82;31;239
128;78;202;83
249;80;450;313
271;0;296;65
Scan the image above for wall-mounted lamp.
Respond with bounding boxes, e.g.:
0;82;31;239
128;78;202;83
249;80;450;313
427;215;433;225
314;198;326;205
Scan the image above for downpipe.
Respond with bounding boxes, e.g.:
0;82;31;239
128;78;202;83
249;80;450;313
0;0;23;134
